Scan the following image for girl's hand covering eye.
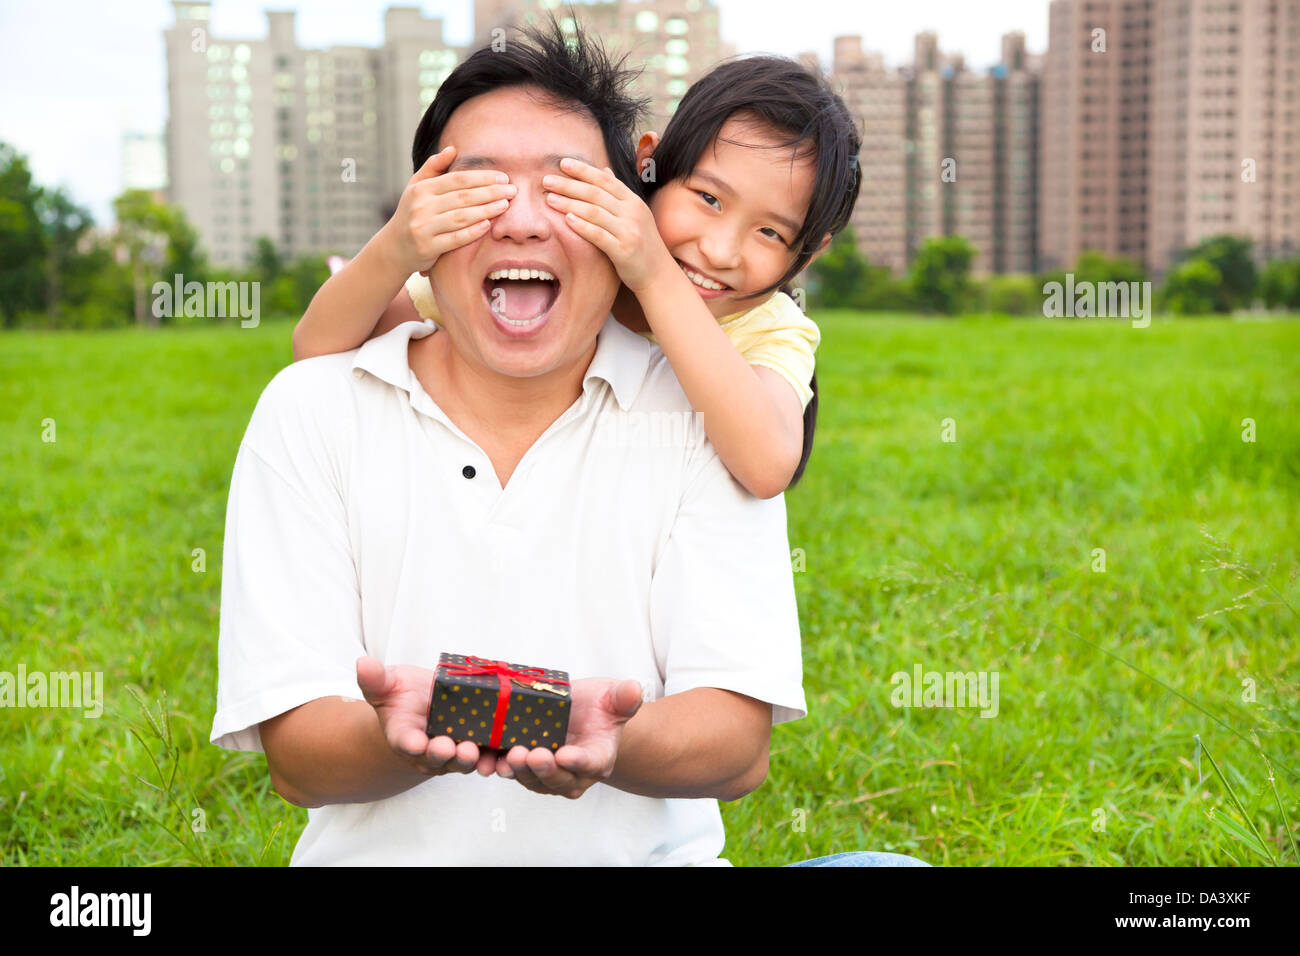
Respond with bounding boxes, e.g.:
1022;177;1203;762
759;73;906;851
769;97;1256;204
381;145;518;276
541;157;676;293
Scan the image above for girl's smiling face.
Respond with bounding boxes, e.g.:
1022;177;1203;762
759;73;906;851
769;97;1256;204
642;116;829;321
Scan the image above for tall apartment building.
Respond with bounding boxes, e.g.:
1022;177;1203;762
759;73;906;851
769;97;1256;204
473;0;726;131
165;2;461;267
165;1;723;267
830;36;908;273
830;31;1041;275
994;34;1041;273
1039;0;1154;273
1042;0;1299;276
1148;0;1300;272
947;58;999;272
908;34;956;258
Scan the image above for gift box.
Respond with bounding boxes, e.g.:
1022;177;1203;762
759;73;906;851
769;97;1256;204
425;652;571;751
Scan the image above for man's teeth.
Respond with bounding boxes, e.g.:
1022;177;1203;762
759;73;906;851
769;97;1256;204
487;268;555;281
681;265;726;291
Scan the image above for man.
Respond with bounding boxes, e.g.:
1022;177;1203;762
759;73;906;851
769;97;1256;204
211;20;920;867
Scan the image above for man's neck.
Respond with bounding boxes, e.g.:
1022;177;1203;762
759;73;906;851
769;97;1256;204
411;330;597;487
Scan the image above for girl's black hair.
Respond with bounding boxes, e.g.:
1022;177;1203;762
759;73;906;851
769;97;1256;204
648;56;861;489
410;14;649;197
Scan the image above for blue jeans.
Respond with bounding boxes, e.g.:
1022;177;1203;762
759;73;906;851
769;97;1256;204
784;851;931;867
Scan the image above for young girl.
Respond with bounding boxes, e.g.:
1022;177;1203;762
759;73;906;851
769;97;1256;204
293;56;861;498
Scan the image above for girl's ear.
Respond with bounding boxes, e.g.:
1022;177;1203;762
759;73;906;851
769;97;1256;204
635;131;660;181
804;233;834;268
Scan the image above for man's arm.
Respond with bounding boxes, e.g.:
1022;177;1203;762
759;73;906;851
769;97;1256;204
260;658;498;808
605;688;772;801
496;683;771;802
261;697;428;808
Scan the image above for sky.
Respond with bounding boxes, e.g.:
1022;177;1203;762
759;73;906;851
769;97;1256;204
0;0;1051;225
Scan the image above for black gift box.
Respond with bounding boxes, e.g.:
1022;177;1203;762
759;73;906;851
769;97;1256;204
425;652;571;751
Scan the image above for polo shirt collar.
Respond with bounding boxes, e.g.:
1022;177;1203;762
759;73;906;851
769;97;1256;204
351;313;651;412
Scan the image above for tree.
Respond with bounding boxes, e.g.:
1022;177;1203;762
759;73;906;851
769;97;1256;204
0;142;48;325
1177;235;1255;312
251;235;282;283
1073;249;1145;287
286;254;330;315
908;235;976;315
1038;249;1147;307
112;189;207;326
1259;257;1300;311
981;274;1041;316
36;186;94;317
1162;258;1221;315
809;226;869;308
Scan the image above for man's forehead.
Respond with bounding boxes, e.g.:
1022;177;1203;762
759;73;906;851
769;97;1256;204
448;152;599;173
439;86;609;172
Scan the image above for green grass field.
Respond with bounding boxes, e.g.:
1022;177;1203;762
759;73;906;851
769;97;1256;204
2;312;1297;866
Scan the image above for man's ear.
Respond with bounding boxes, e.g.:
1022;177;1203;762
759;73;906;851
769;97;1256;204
635;131;660;183
803;232;834;269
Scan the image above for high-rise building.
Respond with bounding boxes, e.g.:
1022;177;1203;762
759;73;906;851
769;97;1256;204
164;2;461;268
474;0;726;132
995;34;1041;274
1042;0;1299;276
164;1;723;267
1147;0;1300;272
830;36;908;273
1038;0;1154;274
907;34;955;260
947;61;998;272
830;31;1042;275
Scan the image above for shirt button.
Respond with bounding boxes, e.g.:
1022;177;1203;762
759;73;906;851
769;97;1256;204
462;465;476;479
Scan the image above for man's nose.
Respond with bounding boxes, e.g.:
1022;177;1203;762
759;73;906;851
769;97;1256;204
490;178;553;242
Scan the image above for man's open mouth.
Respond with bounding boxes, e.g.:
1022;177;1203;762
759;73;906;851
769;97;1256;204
484;267;561;329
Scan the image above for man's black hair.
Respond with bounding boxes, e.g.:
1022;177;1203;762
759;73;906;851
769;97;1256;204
410;14;650;197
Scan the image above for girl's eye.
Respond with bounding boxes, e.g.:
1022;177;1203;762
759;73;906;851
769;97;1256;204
760;227;788;244
697;191;721;210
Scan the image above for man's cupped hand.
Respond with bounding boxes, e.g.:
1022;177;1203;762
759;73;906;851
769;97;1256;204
494;677;644;799
356;659;644;797
356;656;497;778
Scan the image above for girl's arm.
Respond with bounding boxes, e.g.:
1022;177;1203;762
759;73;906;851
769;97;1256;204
544;159;802;498
630;272;805;499
292;236;421;362
292;144;517;361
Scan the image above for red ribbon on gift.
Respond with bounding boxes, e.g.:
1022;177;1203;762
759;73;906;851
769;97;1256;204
441;656;570;749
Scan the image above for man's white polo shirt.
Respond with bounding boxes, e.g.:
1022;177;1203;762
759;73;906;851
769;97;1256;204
210;315;807;865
